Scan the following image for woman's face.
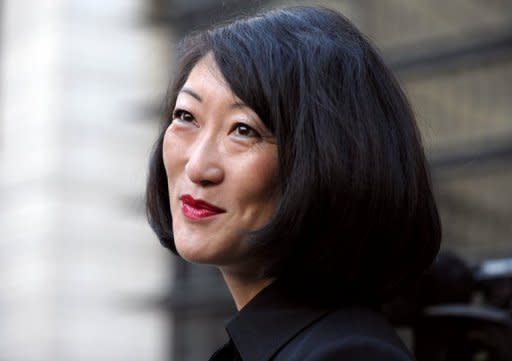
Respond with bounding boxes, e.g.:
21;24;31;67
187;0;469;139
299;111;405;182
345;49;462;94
163;54;278;272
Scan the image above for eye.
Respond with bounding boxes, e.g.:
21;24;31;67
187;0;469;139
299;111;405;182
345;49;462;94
172;109;194;123
233;123;261;138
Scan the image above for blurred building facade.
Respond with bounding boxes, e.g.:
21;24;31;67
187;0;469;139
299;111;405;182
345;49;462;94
0;0;172;360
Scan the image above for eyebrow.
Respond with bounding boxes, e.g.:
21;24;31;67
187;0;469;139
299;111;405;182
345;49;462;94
179;87;250;110
179;87;202;102
230;100;249;110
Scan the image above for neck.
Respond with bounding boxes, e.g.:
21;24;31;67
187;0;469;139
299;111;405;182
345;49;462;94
220;269;274;310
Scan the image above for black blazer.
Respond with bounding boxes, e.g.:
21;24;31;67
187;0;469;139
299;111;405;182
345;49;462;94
210;282;414;361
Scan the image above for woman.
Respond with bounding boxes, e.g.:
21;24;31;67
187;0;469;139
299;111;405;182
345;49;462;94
146;6;441;361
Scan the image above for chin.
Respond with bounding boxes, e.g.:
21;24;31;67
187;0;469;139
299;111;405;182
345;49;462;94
175;241;222;265
177;246;245;272
175;243;209;264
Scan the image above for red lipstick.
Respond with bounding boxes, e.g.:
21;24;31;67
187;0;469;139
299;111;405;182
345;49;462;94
180;194;225;220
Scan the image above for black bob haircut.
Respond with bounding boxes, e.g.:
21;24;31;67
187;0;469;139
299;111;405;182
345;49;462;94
146;6;441;305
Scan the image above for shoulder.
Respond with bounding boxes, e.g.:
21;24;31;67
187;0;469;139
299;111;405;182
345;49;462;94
274;306;414;361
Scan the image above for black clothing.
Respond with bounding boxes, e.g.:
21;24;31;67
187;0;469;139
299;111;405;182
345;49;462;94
210;282;414;361
209;341;242;361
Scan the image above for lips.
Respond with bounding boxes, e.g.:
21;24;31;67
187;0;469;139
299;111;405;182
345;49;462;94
180;194;225;219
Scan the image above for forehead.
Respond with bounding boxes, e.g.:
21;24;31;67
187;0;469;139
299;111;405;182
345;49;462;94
180;54;234;99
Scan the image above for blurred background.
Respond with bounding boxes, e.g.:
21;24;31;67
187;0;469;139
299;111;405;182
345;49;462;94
0;0;510;360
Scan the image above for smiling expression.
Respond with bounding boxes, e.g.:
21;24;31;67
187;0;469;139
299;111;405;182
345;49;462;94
162;54;279;273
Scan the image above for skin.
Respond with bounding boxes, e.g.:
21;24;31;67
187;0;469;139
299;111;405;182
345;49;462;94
162;54;278;309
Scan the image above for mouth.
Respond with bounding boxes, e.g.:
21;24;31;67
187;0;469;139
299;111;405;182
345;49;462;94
180;194;226;220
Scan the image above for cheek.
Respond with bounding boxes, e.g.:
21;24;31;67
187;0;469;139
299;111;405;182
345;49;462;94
256;150;279;192
162;129;182;180
162;130;173;170
237;151;279;210
162;130;188;217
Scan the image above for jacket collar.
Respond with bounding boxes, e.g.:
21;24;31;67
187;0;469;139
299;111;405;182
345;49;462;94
225;281;330;361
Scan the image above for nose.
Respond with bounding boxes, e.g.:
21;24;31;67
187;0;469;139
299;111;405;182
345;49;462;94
185;134;224;186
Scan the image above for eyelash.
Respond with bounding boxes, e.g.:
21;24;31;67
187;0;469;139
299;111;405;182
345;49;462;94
172;109;194;123
172;108;262;139
232;123;261;139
